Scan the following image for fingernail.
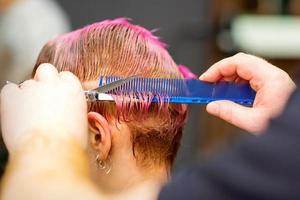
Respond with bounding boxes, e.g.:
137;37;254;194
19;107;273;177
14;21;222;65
207;102;219;114
199;74;205;80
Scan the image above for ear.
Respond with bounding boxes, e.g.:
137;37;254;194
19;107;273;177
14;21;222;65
87;112;112;160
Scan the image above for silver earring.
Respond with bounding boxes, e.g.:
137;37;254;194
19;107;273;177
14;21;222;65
95;153;112;174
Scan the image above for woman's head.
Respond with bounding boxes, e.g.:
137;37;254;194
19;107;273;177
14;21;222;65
33;18;188;186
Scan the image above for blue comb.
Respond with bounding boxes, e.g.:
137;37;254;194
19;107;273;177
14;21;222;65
94;76;256;106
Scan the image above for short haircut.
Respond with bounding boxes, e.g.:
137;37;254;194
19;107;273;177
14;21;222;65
33;18;187;169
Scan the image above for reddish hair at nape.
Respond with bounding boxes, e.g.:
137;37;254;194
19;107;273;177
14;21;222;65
33;18;188;169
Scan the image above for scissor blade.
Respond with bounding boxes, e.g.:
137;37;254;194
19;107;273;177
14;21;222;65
95;75;139;93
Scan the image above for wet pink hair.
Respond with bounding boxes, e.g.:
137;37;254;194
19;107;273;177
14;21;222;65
33;18;189;168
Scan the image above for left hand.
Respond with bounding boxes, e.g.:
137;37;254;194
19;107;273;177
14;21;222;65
1;63;88;153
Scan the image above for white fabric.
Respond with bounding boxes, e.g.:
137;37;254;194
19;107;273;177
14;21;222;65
0;0;70;82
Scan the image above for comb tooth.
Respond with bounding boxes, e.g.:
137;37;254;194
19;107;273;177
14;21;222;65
155;78;159;94
159;78;162;94
146;78;150;92
166;79;169;95
154;78;157;94
180;79;183;95
167;79;170;95
132;78;135;93
162;78;165;95
99;76;102;87
144;78;147;93
134;78;139;92
176;79;179;95
174;79;177;95
138;78;140;93
157;78;160;94
179;79;183;95
141;78;144;93
142;78;144;92
156;78;159;94
128;78;132;93
127;78;130;93
168;79;171;95
161;78;165;94
130;78;133;93
169;78;173;95
135;78;138;93
135;78;137;93
137;78;140;93
164;79;166;95
153;78;156;94
148;78;150;93
142;78;145;93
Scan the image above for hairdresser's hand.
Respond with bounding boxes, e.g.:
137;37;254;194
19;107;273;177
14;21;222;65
1;64;88;153
200;53;296;134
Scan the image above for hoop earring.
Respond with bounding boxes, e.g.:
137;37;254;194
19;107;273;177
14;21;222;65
95;153;112;175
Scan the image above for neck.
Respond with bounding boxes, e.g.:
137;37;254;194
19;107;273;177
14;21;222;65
111;177;166;200
89;149;169;199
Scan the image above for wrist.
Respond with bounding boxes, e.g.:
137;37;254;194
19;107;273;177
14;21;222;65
5;126;88;154
5;130;89;179
1;131;100;200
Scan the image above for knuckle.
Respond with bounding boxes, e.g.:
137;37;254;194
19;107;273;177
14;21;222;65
37;63;54;71
36;63;58;76
60;71;77;80
20;80;35;88
272;69;290;84
234;52;246;58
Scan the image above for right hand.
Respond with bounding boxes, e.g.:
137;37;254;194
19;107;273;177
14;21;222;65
1;64;88;153
200;53;296;134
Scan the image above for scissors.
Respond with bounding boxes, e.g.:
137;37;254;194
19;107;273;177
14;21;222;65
84;75;139;101
4;75;139;102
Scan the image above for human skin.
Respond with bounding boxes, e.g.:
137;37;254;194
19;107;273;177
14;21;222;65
0;64;164;200
0;54;296;199
200;53;296;134
0;64;101;199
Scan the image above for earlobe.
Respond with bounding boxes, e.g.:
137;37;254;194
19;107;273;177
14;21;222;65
87;112;112;160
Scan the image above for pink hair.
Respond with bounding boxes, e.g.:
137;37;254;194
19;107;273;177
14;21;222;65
178;65;197;79
33;18;187;168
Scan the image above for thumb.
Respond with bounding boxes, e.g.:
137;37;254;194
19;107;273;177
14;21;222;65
206;100;268;134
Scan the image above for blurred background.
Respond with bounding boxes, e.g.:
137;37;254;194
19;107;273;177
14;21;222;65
1;0;300;176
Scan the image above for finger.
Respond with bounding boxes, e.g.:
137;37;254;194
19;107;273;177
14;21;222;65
200;57;237;82
0;83;19;117
220;74;238;82
34;63;59;82
200;53;267;83
19;79;36;89
206;100;268;133
1;82;19;100
59;71;83;91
